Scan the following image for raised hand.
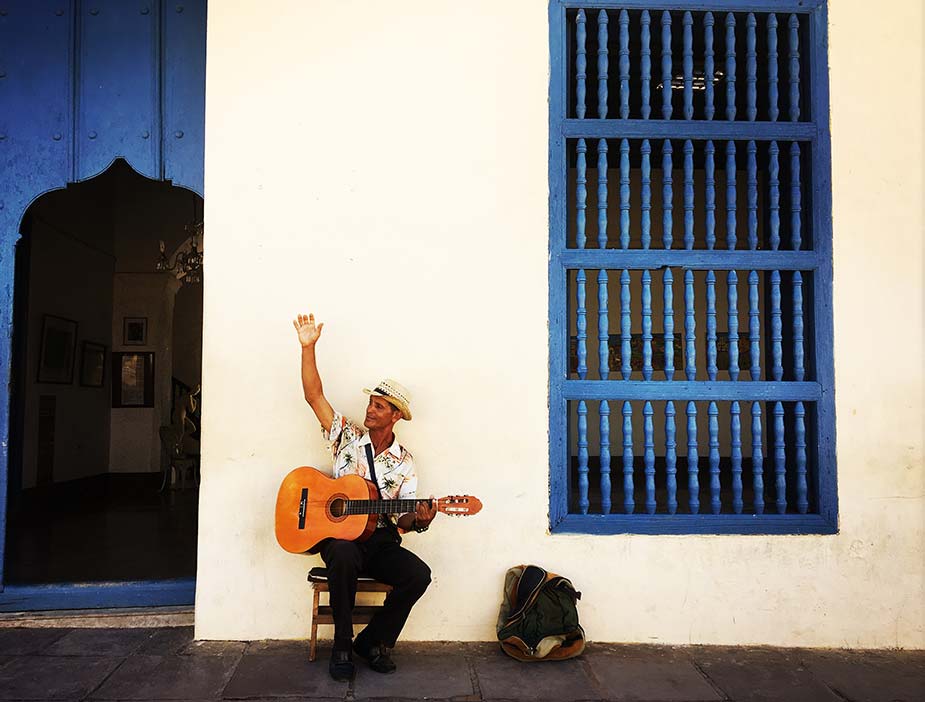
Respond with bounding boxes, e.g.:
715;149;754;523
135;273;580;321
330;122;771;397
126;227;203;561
293;312;324;347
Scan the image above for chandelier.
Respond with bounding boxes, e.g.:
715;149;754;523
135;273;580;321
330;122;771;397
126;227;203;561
156;193;203;285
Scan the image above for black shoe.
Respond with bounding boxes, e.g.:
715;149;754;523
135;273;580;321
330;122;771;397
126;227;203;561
328;649;355;682
353;639;397;674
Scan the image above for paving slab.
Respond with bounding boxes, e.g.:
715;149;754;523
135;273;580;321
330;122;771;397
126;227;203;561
471;647;598;700
352;642;474;700
690;646;841;702
585;645;722;701
798;649;925;702
223;644;348;699
90;653;240;700
0;627;69;655
44;627;152;657
136;627;196;656
0;654;122;700
179;640;248;657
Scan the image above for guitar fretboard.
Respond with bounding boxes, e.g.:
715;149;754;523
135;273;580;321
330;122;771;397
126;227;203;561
344;499;431;515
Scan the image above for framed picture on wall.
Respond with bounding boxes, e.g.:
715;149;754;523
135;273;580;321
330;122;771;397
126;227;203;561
79;341;107;388
37;315;78;384
112;352;155;408
123;317;148;346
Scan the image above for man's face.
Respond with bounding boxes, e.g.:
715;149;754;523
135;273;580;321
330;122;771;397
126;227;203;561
364;395;401;431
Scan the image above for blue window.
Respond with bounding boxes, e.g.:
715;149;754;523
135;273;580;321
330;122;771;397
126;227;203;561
548;1;835;534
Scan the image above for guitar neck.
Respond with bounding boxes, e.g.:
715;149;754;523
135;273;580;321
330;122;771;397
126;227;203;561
346;498;431;515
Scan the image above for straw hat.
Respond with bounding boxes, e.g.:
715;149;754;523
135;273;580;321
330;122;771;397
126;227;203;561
363;378;413;421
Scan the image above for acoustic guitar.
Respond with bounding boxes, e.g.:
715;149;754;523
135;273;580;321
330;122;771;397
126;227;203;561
275;466;482;554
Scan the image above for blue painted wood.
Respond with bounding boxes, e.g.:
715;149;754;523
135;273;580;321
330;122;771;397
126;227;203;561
619;10;630;119
548;0;569;528
662;140;673;249
746;14;757;120
705;141;716;249
706;271;718;380
774;401;786;513
664;269;676;380
709;401;720;514
576;10;587;119
555;1;824;11
621;270;632;379
788;14;800;121
641;11;651;119
769;141;781;249
752;402;765;514
790;142;802;250
683;140;694;249
600;400;612;513
598;10;609;119
78;0;159;181
163;0;207;194
644;401;656;514
0;579;196;612
622;401;635;513
578;400;590;514
641;139;652;248
726;141;737;249
642;270;653;380
747;140;758;249
808;2;838;531
665;402;678;514
728;270;740;380
704;12;716;120
562;380;822;402
598;139;609;248
552;513;836;537
563;120;815;139
731;401;743;513
748;270;761;379
559;250;816;269
685;270;697;380
768;13;780;121
577;269;588;378
683;12;694;119
577;139;588;247
599;269;610;378
661;11;672;120
795;401;808;513
620;139;630;248
793;271;804;381
771;270;783;380
687;401;700;513
725;14;736;121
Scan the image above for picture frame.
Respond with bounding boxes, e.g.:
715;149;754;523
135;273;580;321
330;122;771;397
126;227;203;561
123;317;148;346
112;352;155;408
79;341;107;388
37;315;78;384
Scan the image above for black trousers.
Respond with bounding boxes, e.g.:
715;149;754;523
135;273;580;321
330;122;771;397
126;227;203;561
319;528;431;651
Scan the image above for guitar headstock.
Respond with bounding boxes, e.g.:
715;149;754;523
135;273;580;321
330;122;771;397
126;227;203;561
437;495;482;516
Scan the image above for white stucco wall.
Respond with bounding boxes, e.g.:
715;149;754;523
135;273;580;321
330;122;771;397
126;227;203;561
196;0;924;647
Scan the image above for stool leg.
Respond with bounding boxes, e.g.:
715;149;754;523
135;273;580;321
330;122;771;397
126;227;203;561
309;585;321;662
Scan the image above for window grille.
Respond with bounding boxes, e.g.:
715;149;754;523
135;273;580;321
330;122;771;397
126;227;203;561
548;1;835;534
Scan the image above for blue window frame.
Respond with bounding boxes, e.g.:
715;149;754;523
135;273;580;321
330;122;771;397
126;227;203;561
548;0;836;534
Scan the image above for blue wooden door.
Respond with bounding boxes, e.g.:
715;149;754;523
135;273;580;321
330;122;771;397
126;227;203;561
0;0;206;611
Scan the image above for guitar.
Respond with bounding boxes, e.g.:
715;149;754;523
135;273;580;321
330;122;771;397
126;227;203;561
275;466;482;554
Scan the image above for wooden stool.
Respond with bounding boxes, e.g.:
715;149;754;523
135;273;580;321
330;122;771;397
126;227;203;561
307;566;392;662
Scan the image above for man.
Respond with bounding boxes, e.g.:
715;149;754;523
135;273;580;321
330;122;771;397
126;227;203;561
293;312;436;681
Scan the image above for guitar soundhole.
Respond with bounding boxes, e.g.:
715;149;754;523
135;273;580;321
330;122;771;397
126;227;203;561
326;493;349;522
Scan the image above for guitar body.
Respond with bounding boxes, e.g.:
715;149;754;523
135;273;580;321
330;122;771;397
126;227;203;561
275;466;379;554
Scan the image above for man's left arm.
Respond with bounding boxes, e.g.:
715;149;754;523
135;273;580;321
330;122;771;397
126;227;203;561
395;459;436;532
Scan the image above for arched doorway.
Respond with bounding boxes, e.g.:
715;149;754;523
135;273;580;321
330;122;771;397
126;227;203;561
0;0;206;610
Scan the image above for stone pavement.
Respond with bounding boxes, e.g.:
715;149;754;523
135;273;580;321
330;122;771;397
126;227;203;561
0;627;922;701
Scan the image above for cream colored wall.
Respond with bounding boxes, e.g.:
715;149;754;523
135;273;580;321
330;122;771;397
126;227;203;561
197;0;924;647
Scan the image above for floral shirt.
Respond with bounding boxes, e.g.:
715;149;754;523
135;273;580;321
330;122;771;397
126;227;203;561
322;410;417;527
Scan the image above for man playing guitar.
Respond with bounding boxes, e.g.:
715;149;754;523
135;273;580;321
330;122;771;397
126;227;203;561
293;312;436;681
